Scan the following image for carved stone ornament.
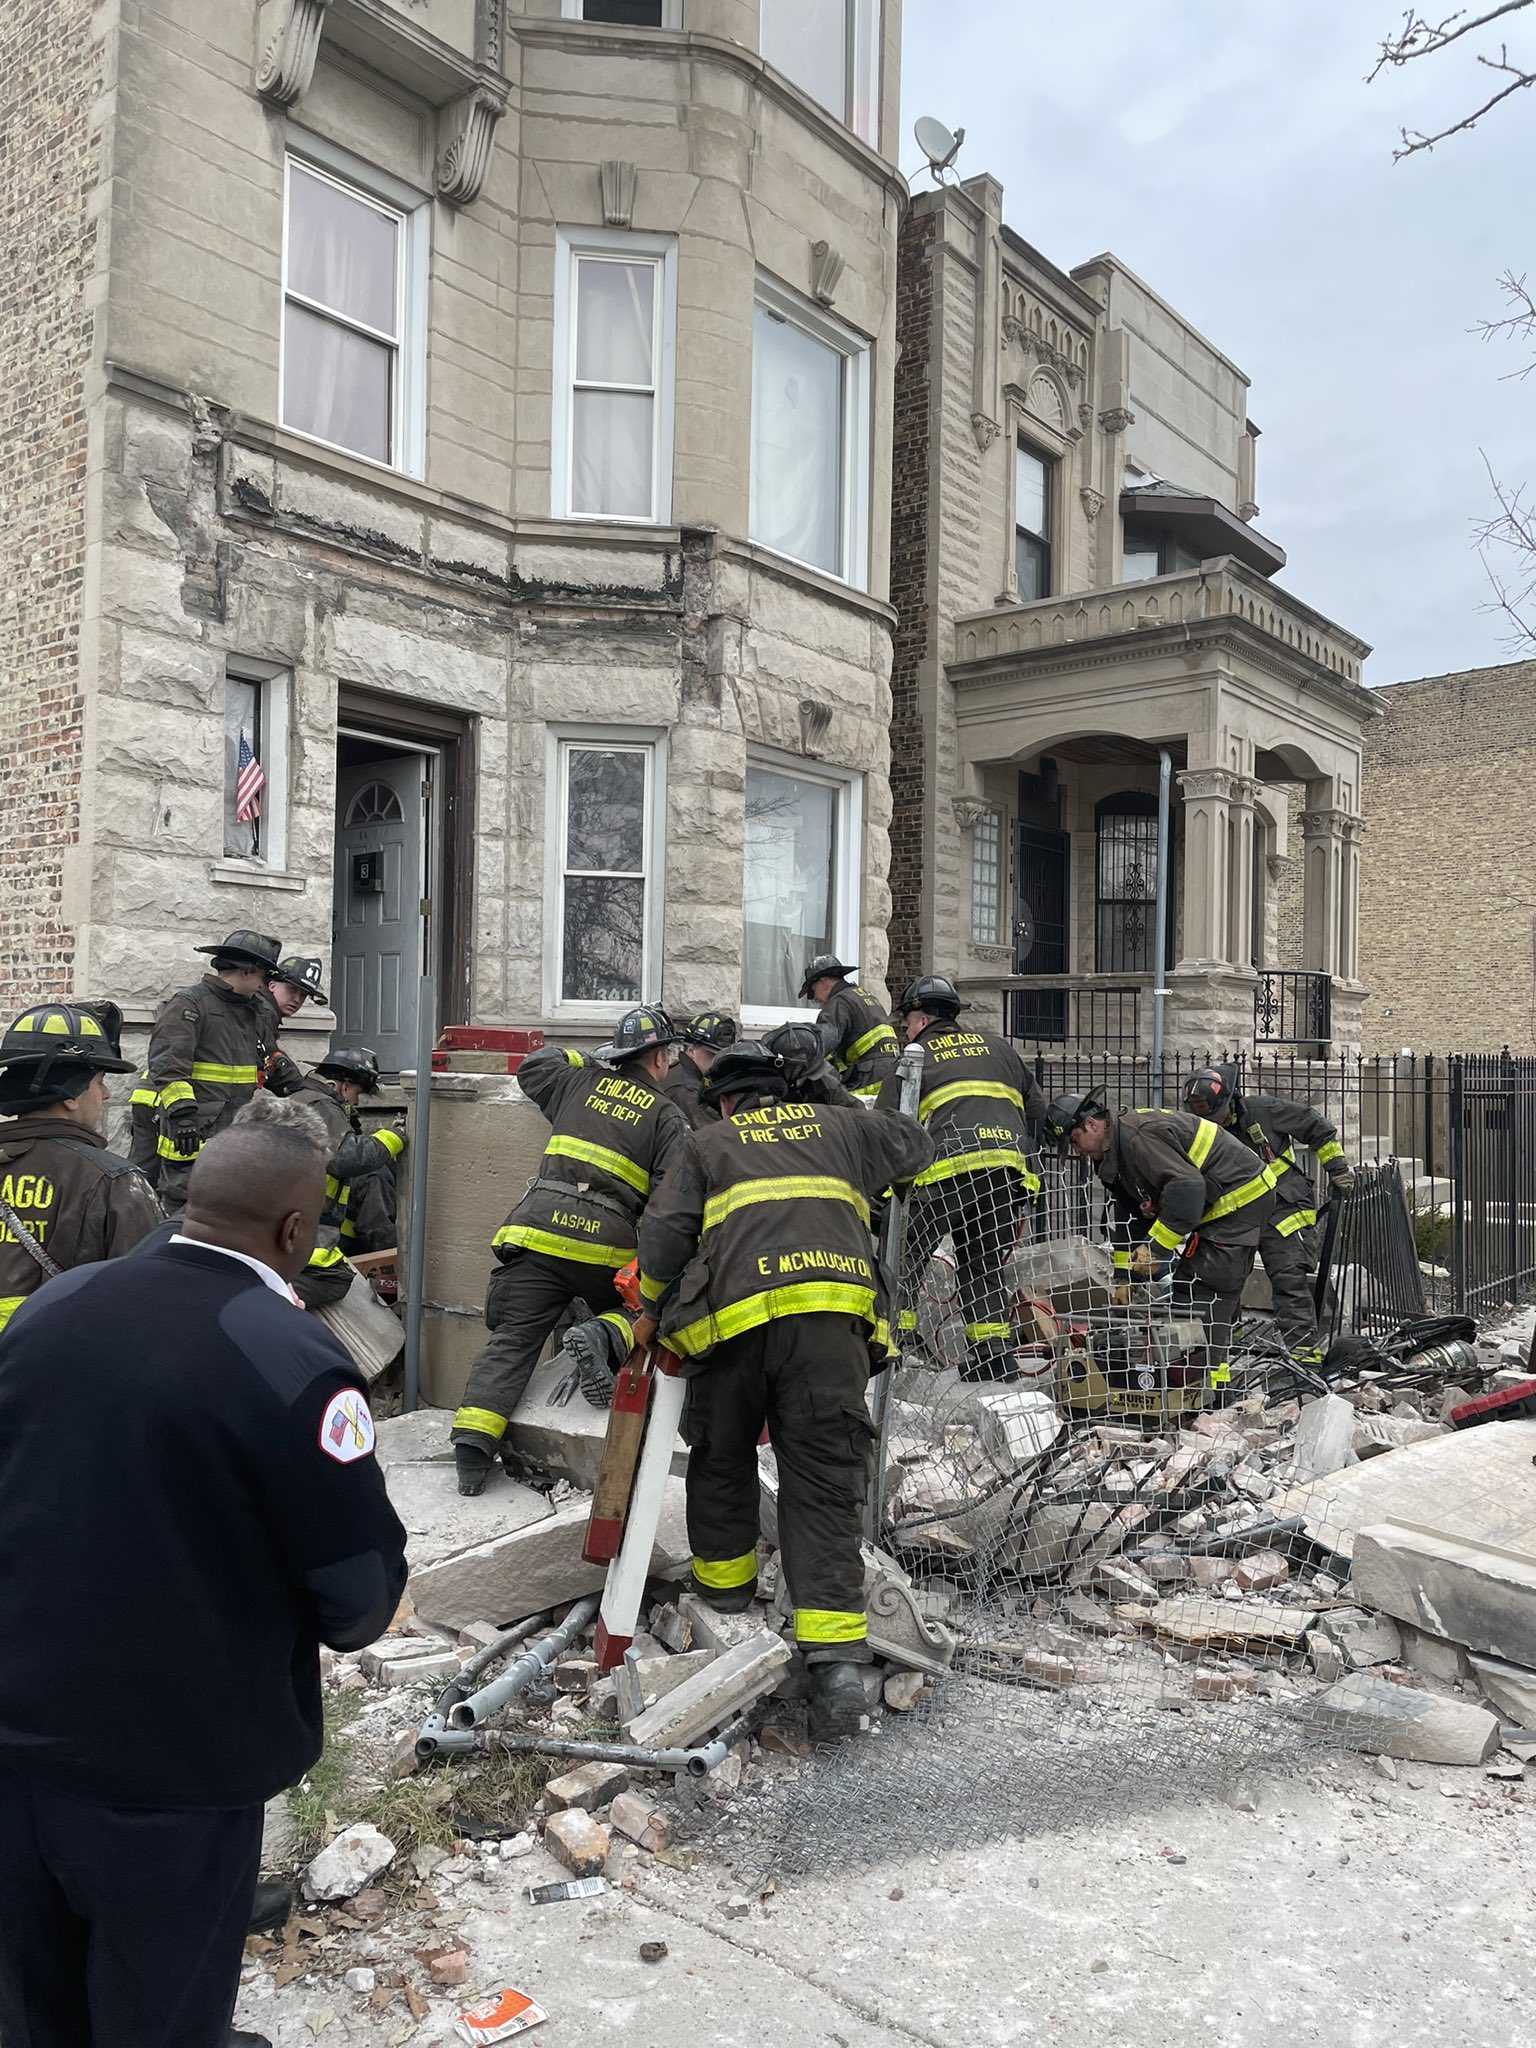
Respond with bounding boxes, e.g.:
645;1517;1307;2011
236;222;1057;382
600;159;637;228
1080;486;1104;521
971;412;1000;451
970;943;1013;964
476;0;505;71
1238;499;1260;523
1097;406;1136;436
436;85;506;207
952;797;990;831
862;1546;959;1677
810;239;845;308
1001;312;1026;349
255;0;333;107
799;698;833;755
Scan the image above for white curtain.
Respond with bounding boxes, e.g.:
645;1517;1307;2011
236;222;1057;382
284;165;397;460
742;768;837;1007
750;304;843;573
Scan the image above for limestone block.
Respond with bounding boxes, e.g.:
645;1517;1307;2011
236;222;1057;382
375;1408;553;1573
1280;1418;1536;1559
303;1823;397;1901
225;584;310;664
1468;1652;1536;1725
862;1545;959;1675
514;542;673;597
1398;1623;1471;1684
96;697;221;784
506;1352;689;1491
428;516;512;586
543;1809;609;1877
543;1761;629;1813
1292;1395;1358;1481
677;1591;767;1654
111;627;223;712
1313;1673;1500;1766
614;1648;716;1729
1351;1522;1536;1667
97;546;193;633
327;612;505;716
276;466;425;563
625;1630;792;1750
313;1270;404;1384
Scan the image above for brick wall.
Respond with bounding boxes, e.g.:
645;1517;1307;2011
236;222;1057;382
0;0;99;1011
1359;661;1536;1052
887;205;937;996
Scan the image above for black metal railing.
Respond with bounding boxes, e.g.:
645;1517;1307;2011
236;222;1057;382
1254;969;1332;1044
1006;983;1141;1052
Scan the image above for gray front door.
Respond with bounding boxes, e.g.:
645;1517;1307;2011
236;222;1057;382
333;751;427;1073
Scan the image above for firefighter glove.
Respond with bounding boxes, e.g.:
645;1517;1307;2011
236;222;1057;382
263;1050;305;1097
1330;1166;1358;1192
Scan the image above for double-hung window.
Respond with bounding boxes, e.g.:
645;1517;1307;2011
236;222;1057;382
750;276;870;587
281;145;427;474
741;752;863;1019
553;228;677;524
1014;443;1054;600
549;734;665;1007
222;662;290;868
759;0;882;145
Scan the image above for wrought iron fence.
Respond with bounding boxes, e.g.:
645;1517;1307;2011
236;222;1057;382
1005;982;1142;1051
1254;969;1332;1044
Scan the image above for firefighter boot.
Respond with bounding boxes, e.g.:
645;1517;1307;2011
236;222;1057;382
455;1443;494;1496
808;1659;869;1743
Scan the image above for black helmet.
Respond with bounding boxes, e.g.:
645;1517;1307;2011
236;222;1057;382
75;999;126;1059
1183;1064;1240;1122
593;1006;676;1064
314;1046;383;1094
700;1040;789;1109
798;953;856;999
1040;1092;1108;1149
762;1020;827;1085
0;1003;135;1112
195;928;281;973
270;955;328;1005
678;1012;738;1050
897;973;968;1018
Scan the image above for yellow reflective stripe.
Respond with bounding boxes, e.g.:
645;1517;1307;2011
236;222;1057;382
915;1149;1040;1191
564;1048;584;1066
156;1132;205;1161
492;1224;631;1268
897;1308;917;1330
692;1551;758;1591
0;1296;23;1332
794;1609;868;1644
129;1083;159;1107
966;1320;1011;1340
453;1405;508;1441
1149;1219;1184;1252
850;1083;882;1099
1186;1118;1217;1169
702;1174;870;1231
1316;1140;1344;1165
668;1281;879;1357
598;1311;632;1344
373;1127;405;1160
837;1023;898;1069
1274;1207;1317;1238
307;1244;348;1269
158;1080;196;1109
1279;1144;1298;1167
1200;1169;1275;1224
340;1219;357;1241
545;1135;650;1196
1112;1250;1132;1271
639;1270;665;1304
325;1174;342;1201
189;1063;258;1085
918;1080;1024;1123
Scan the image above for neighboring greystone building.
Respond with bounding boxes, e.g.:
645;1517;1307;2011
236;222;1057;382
889;175;1380;1058
1;0;904;1074
1359;660;1536;1056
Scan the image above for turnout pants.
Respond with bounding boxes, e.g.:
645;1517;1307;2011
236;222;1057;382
901;1167;1028;1375
452;1249;625;1451
0;1761;262;2048
1258;1215;1320;1350
684;1312;874;1658
1178;1236;1261;1387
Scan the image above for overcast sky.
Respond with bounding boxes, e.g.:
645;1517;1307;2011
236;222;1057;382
899;0;1536;685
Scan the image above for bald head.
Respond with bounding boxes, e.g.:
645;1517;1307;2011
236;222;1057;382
181;1113;327;1281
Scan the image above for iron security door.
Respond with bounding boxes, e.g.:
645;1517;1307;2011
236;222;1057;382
333;752;426;1073
1014;826;1069;975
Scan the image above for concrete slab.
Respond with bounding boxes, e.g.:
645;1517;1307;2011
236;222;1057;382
1313;1672;1501;1765
1468;1651;1536;1724
506;1352;691;1491
625;1629;792;1749
1351;1520;1536;1667
1280;1416;1536;1559
385;1464;554;1574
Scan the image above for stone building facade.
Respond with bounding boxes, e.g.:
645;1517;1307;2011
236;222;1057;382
1359;660;1536;1054
2;0;905;1072
889;176;1380;1057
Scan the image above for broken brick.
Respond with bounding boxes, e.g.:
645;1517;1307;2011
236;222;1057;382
543;1761;629;1812
543;1808;610;1877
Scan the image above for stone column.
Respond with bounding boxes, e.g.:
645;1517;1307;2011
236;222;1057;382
1227;775;1259;969
1176;767;1239;969
1339;814;1364;983
1299;806;1349;977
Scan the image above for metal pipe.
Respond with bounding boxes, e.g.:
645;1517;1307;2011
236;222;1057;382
418;1714;755;1778
401;973;437;1414
422;1612;553;1737
448;1594;601;1730
1151;748;1172;1101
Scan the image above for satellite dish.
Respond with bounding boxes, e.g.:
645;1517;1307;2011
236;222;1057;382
913;116;965;183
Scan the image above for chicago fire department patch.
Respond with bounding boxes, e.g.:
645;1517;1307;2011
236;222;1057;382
319;1389;376;1464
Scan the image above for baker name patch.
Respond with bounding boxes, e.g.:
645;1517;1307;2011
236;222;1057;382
319;1389;376;1464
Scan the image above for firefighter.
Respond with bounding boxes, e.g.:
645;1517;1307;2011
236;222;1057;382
636;1041;933;1740
146;928;279;1213
0;1004;162;1333
450;1006;690;1494
877;973;1047;1381
799;954;899;1099
1183;1065;1355;1358
660;1013;737;1128
277;1047;386;1312
1042;1093;1276;1385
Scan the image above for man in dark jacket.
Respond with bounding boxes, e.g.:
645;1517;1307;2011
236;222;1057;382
638;1041;932;1740
146;928;280;1212
451;1006;691;1494
878;973;1047;1381
1184;1065;1355;1356
800;954;899;1099
0;1115;407;2048
0;1003;161;1334
659;1012;736;1128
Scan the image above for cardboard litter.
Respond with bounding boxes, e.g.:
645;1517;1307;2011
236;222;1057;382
454;1988;548;2042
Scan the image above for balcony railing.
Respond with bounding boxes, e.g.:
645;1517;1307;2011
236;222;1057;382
1007;981;1142;1052
1255;970;1332;1045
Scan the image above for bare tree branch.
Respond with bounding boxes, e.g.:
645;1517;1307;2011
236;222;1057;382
1473;270;1536;375
1369;3;1536;155
1475;454;1536;650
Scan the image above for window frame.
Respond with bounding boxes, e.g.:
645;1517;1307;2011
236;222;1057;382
561;0;682;23
221;660;290;871
1094;790;1162;975
543;726;669;1020
968;805;1005;946
551;226;678;527
740;744;864;1028
1013;439;1055;602
749;272;871;591
279;133;430;480
759;0;883;147
1121;522;1203;583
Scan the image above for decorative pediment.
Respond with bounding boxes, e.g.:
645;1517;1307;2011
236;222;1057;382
1025;373;1067;432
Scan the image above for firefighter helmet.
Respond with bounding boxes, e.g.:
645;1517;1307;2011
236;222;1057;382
897;973;969;1018
677;1012;738;1050
1040;1092;1109;1149
761;1020;828;1086
0;1003;135;1111
194;929;282;973
75;999;126;1059
313;1046;383;1094
270;955;329;1005
1183;1065;1240;1123
700;1040;789;1108
798;953;857;999
593;1006;677;1064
